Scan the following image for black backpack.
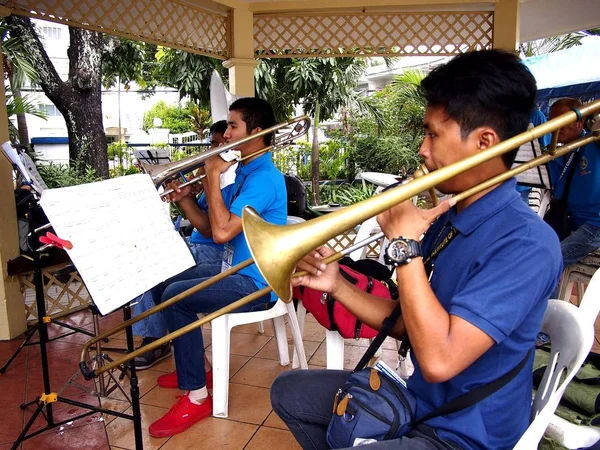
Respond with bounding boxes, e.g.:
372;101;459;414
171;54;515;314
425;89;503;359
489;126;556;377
284;174;307;216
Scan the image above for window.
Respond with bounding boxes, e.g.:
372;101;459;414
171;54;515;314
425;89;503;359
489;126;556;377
38;104;62;117
42;26;62;40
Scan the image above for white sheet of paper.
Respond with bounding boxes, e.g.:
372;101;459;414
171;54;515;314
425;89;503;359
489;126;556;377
1;142;46;193
2;142;31;182
39;174;195;315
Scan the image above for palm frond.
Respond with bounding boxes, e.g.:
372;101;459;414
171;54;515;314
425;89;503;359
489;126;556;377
6;93;48;119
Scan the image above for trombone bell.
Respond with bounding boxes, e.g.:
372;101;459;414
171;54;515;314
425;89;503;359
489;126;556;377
242;207;309;302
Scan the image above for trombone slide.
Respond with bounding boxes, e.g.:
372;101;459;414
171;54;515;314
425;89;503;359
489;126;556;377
242;100;600;302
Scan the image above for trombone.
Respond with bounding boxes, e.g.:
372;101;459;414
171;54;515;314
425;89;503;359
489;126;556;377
140;115;311;197
79;100;600;380
244;100;600;301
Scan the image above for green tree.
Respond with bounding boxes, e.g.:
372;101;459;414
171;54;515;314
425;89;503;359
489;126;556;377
519;28;600;57
154;47;226;109
142;100;195;134
342;69;426;178
102;37;159;92
6;15;111;177
258;57;372;204
1;19;45;145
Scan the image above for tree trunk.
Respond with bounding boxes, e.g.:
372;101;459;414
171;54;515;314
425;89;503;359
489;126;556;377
6;15;109;178
12;87;30;145
311;102;321;205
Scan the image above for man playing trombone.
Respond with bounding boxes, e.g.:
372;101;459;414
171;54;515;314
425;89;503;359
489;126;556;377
131;120;229;370
547;98;600;296
147;97;288;437
271;49;563;449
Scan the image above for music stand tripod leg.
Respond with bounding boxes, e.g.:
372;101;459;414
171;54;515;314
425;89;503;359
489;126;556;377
0;324;38;373
123;305;144;450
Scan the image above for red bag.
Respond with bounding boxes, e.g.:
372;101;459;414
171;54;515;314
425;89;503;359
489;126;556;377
293;264;398;339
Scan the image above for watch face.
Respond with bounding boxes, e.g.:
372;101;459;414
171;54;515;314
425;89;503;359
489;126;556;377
388;240;410;262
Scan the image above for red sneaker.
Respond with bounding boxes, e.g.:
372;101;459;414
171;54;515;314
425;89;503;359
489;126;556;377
148;394;213;438
157;370;213;389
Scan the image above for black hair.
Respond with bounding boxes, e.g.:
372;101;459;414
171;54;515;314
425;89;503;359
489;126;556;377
209;120;228;135
229;97;276;146
420;49;537;168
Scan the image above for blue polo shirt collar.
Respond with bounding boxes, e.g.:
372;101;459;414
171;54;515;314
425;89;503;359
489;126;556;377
236;152;272;177
448;178;519;236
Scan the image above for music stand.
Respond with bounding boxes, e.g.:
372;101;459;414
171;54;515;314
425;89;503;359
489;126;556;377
1;163;95;374
132;148;171;165
1;146;143;450
10;201;143;450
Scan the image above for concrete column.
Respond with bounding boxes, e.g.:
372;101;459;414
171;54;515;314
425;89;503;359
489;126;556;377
224;8;258;97
0;38;27;340
493;0;520;52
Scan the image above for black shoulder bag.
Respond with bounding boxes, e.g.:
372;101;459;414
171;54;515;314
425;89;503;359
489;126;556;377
543;150;581;240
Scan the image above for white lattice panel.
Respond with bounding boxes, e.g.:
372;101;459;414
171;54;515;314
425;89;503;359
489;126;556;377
6;0;229;58
255;11;493;58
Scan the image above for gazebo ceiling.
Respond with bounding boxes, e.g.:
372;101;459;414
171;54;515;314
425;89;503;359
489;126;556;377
2;0;599;59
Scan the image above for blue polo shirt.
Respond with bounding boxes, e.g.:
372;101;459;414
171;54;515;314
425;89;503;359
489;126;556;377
189;190;232;250
228;152;287;301
407;178;562;449
547;132;600;228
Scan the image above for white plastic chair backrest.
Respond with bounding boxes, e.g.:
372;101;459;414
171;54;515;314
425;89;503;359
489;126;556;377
349;216;379;261
574;268;600;326
513;288;598;449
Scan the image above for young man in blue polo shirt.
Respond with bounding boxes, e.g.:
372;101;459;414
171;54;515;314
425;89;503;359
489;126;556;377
547;98;600;294
271;50;562;450
131;120;229;370
148;97;288;438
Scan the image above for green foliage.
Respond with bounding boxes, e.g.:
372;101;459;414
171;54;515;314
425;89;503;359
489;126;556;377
107;142;141;177
1;20;41;90
188;104;212;136
154;47;226;109
37;161;100;188
518;28;600;57
142;100;195;134
347;134;421;176
312;180;376;207
109;164;140;178
274;140;350;181
274;144;311;179
102;37;159;91
337;68;427;177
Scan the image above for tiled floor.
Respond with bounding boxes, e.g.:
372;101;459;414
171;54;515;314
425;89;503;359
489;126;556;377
0;308;401;450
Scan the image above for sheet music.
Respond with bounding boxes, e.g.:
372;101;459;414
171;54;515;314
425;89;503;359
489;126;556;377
2;142;45;193
39;174;195;315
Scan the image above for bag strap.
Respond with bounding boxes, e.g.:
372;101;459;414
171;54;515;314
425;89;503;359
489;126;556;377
557;147;582;202
413;348;532;426
353;303;402;372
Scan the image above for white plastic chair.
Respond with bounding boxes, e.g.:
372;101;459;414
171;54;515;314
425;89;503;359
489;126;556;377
257;215;304;335
210;216;309;418
513;270;600;449
543;269;600;449
210;298;308;417
527;187;552;217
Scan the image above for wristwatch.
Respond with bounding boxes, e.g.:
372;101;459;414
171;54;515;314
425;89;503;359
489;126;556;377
384;237;422;267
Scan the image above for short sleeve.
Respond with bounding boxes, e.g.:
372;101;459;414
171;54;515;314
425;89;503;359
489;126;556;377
229;173;277;218
449;232;561;343
197;193;208;212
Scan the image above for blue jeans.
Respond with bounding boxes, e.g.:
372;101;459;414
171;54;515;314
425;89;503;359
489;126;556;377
161;263;271;390
271;370;457;450
551;223;600;298
132;243;223;338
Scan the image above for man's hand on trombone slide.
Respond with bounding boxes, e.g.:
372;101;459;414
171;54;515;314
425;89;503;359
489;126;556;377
376;197;455;241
